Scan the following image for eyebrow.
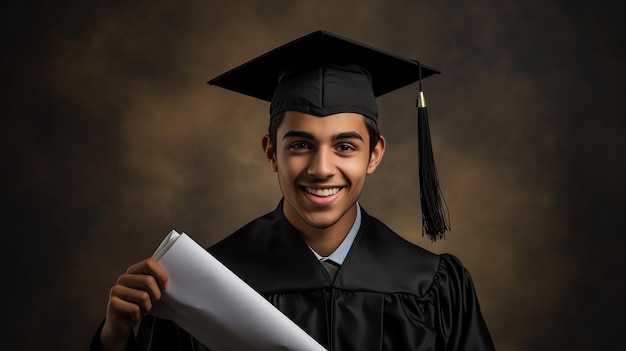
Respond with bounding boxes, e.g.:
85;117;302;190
282;130;364;142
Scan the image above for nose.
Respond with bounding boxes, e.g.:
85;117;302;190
307;148;335;178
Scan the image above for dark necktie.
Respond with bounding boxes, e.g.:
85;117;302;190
321;259;340;280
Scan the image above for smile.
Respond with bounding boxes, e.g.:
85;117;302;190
305;187;342;197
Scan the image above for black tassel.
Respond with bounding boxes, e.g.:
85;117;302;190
416;69;450;241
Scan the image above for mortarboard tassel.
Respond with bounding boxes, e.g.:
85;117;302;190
416;64;450;241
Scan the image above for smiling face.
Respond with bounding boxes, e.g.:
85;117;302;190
262;111;385;240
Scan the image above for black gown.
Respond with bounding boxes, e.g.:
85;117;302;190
92;202;495;351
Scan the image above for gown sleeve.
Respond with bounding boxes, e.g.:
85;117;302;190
90;315;205;351
431;254;496;351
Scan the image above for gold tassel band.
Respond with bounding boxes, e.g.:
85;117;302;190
418;91;427;108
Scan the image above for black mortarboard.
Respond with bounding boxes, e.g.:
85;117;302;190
208;30;450;240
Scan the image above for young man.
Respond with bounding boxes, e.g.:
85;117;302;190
93;31;495;351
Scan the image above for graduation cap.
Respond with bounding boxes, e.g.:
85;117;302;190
209;30;450;241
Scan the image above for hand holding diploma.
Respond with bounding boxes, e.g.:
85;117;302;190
149;230;326;351
99;230;326;351
101;258;169;351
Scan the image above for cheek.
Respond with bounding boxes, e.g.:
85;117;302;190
341;158;371;182
276;156;306;180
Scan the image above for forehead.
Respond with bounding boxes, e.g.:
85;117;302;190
278;111;368;137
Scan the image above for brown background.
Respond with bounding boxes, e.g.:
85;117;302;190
2;1;625;350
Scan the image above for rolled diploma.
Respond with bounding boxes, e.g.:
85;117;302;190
149;230;327;351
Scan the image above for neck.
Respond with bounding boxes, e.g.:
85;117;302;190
283;203;358;257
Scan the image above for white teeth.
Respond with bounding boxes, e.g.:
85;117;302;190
306;187;341;197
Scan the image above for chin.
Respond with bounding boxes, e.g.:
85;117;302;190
299;209;345;229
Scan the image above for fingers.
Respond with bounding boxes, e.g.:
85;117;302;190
126;258;169;289
116;273;161;303
109;285;155;318
102;258;169;346
106;259;168;322
113;258;168;311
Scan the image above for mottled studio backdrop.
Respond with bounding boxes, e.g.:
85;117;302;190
2;0;624;350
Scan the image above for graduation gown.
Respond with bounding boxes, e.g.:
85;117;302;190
92;202;495;351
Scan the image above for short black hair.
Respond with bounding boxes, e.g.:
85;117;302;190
268;113;381;155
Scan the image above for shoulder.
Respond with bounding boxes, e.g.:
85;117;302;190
208;205;284;260
349;210;480;299
425;253;482;309
206;202;327;292
360;211;440;263
338;210;445;295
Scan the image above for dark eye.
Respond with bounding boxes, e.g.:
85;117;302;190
336;143;356;152
290;142;310;150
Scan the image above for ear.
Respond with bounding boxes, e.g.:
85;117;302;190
366;135;386;175
261;135;278;172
